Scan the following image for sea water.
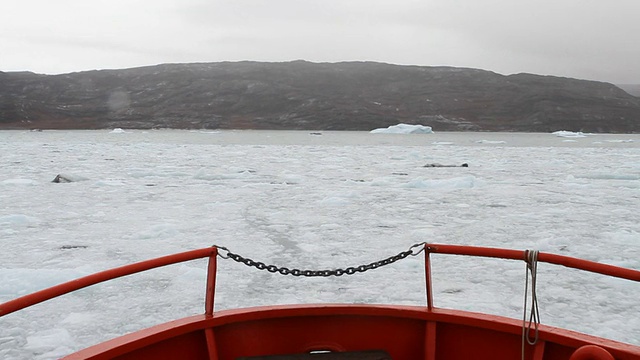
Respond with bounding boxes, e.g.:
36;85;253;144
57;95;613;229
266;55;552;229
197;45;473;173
0;130;638;359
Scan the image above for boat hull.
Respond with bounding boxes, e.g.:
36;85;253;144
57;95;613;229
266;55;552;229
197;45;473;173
63;304;640;360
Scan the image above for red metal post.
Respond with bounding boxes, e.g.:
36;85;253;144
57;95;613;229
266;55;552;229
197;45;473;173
205;247;218;316
424;245;433;311
424;321;437;360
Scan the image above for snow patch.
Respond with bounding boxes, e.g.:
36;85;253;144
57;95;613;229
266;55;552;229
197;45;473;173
1;178;38;186
401;176;479;189
134;224;180;240
319;196;351;206
0;268;88;297
432;141;454;145
0;214;39;226
26;328;75;359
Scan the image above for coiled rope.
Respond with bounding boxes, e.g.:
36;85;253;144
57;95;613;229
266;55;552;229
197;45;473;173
522;249;541;360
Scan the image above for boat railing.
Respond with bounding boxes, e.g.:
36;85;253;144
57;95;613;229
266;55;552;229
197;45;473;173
0;247;219;317
422;244;640;310
1;244;639;318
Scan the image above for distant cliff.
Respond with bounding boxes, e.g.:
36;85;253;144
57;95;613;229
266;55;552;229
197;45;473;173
1;61;639;132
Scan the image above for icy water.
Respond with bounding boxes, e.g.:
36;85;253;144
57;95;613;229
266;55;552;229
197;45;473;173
0;130;639;359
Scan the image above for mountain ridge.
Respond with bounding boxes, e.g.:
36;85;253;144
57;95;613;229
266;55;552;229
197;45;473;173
1;61;639;132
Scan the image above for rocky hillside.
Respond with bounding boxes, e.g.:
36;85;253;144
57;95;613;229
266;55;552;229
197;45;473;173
1;61;639;132
618;84;640;97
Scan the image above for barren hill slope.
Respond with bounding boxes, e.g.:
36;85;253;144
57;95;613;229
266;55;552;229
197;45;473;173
1;61;639;132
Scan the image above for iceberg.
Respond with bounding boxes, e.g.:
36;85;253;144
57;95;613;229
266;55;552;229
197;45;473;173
552;130;588;138
370;123;433;134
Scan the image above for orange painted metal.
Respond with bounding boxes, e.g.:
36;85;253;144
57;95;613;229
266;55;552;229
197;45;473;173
205;248;218;316
1;244;639;360
0;247;217;317
204;250;219;359
424;243;640;281
569;345;615;360
61;305;640;360
424;249;434;311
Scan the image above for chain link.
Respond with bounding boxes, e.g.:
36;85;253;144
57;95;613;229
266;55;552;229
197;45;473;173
213;243;426;277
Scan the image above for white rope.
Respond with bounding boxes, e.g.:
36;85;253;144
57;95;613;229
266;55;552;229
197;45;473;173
521;250;541;360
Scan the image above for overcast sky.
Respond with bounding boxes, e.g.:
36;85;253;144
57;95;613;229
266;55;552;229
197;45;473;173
1;0;639;84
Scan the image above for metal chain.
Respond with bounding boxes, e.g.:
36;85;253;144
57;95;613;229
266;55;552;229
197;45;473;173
213;243;426;277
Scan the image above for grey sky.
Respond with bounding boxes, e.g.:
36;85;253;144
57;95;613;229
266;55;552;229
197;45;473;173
1;0;639;84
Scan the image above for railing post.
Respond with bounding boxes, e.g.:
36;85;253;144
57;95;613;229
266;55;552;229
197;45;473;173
425;245;433;311
205;247;218;316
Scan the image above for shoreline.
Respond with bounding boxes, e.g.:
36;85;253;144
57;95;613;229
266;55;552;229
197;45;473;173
1;129;638;148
